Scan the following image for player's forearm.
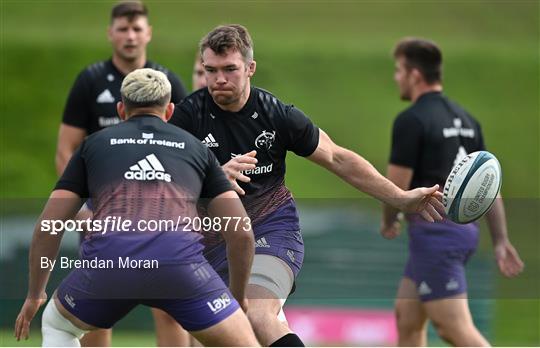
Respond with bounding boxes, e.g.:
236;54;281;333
27;224;63;299
27;191;81;298
226;230;254;300
485;194;510;245
332;147;405;208
55;149;71;176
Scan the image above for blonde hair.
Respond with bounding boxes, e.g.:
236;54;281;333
121;68;171;111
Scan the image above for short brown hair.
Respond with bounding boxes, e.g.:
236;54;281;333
200;24;254;63
111;1;148;22
394;38;442;84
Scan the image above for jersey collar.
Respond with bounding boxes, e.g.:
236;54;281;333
417;91;442;103
107;59;153;78
207;87;257;118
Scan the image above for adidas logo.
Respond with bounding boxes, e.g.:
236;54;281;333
446;278;459;291
418;281;432;295
124;154;171;182
96;89;115;103
255;237;270;248
287;250;295;262
202;133;219;147
64;294;76;308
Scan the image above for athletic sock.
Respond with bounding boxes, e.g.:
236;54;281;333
269;333;305;347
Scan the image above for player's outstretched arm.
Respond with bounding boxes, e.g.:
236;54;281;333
55;124;87;176
308;130;444;222
208;191;255;311
380;164;414;239
485;193;524;277
15;189;82;341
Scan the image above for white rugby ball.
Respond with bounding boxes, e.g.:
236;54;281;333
442;151;502;224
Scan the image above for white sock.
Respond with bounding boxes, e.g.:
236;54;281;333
41;299;88;347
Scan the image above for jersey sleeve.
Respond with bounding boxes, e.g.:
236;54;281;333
389;111;424;168
167;71;188;103
169;100;195;133
200;149;233;199
62;70;92;130
54;142;89;197
284;106;320;157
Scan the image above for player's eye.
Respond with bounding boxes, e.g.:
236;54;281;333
225;67;238;72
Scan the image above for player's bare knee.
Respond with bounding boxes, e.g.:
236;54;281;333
246;305;277;331
396;304;424;333
431;318;467;344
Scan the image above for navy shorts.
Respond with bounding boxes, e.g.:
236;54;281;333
56;259;239;331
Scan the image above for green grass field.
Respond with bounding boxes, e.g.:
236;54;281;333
1;1;538;346
0;329;156;347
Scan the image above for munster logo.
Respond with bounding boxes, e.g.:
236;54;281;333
255;130;276;150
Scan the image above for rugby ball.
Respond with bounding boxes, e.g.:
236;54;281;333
443;151;502;224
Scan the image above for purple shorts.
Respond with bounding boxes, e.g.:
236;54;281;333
56;259;239;331
204;199;304;283
405;216;479;302
404;248;475;302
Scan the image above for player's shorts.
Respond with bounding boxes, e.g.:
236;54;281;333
56;258;239;331
204;199;304;284
404;215;479;302
404;247;475;302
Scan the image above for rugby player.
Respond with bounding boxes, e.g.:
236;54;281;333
170;24;445;347
14;68;258;347
192;52;206;91
382;37;524;346
54;2;188;345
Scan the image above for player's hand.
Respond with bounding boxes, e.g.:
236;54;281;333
380;214;402;240
222;151;257;195
14;294;47;341
380;221;401;239
400;185;445;222
494;240;524;277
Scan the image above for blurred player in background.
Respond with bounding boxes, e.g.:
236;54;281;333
192;52;206;91
171;24;445;347
382;37;524;346
15;68;258;347
54;1;188;346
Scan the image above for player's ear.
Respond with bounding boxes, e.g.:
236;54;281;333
147;25;153;42
248;60;256;77
164;103;175;122
107;25;113;42
411;68;423;84
117;102;127;120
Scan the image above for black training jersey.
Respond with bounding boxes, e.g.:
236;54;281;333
390;91;485;189
56;114;231;227
170;87;320;223
62;60;188;134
